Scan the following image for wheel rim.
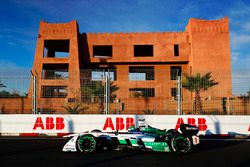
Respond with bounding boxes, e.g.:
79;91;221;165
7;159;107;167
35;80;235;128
172;136;191;153
78;135;96;152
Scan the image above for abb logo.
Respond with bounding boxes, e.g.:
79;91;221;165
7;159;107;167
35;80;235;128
33;117;65;130
102;117;207;131
248;126;250;131
103;117;135;131
175;118;207;131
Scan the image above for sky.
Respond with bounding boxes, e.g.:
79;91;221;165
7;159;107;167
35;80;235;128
0;0;249;94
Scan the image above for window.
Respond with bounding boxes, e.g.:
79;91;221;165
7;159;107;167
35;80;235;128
129;88;155;98
42;64;68;79
129;66;154;80
170;66;182;80
174;44;179;56
41;86;67;98
171;88;177;100
93;45;112;58
91;69;116;81
43;40;70;58
134;45;153;57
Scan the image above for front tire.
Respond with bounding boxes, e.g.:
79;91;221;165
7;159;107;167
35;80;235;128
77;134;97;153
170;134;191;154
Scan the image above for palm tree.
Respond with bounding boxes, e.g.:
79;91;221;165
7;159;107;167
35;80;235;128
82;81;119;103
81;80;119;113
63;102;88;114
182;72;218;114
82;81;104;103
0;80;6;89
62;89;89;114
109;82;120;101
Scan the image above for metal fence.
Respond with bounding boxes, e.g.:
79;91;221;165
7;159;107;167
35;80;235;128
0;69;249;115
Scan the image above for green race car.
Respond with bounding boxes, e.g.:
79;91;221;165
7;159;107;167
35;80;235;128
63;119;200;154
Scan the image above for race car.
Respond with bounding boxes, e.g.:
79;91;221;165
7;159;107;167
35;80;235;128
62;119;200;154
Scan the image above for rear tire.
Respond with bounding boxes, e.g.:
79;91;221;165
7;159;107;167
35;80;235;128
170;134;191;154
77;134;97;153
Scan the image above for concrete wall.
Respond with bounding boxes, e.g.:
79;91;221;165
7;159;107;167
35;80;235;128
0;114;249;136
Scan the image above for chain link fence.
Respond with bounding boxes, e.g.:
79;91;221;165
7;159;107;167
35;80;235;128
0;69;249;115
0;76;31;114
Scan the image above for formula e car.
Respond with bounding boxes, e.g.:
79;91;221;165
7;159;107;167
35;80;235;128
62;120;200;154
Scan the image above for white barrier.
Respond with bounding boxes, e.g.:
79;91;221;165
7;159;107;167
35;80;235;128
0;114;249;136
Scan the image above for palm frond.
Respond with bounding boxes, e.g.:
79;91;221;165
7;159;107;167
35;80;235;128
182;72;219;114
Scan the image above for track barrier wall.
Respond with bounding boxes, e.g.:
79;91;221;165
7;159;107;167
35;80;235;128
0;115;249;136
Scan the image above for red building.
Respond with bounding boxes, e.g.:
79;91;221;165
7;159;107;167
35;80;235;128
2;17;233;114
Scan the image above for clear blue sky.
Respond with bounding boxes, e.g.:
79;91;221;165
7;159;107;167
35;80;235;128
0;0;249;94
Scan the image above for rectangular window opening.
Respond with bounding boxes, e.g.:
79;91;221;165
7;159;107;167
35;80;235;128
93;45;112;58
43;40;70;58
134;45;153;57
129;88;155;98
129;66;154;81
174;44;179;56
41;86;67;98
42;64;69;79
170;66;182;80
91;69;116;81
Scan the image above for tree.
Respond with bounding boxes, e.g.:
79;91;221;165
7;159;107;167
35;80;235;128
62;89;88;114
0;80;6;89
82;81;104;103
63;101;88;114
0;90;21;97
82;80;119;103
109;82;119;101
182;72;218;114
239;90;250;115
81;80;119;113
143;109;157;115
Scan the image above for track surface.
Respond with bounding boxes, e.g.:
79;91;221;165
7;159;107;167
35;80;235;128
0;137;249;167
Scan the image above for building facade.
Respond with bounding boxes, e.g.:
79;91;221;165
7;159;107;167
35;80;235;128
27;17;232;114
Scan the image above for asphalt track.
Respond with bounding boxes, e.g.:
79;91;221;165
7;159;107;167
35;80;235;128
0;137;249;167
